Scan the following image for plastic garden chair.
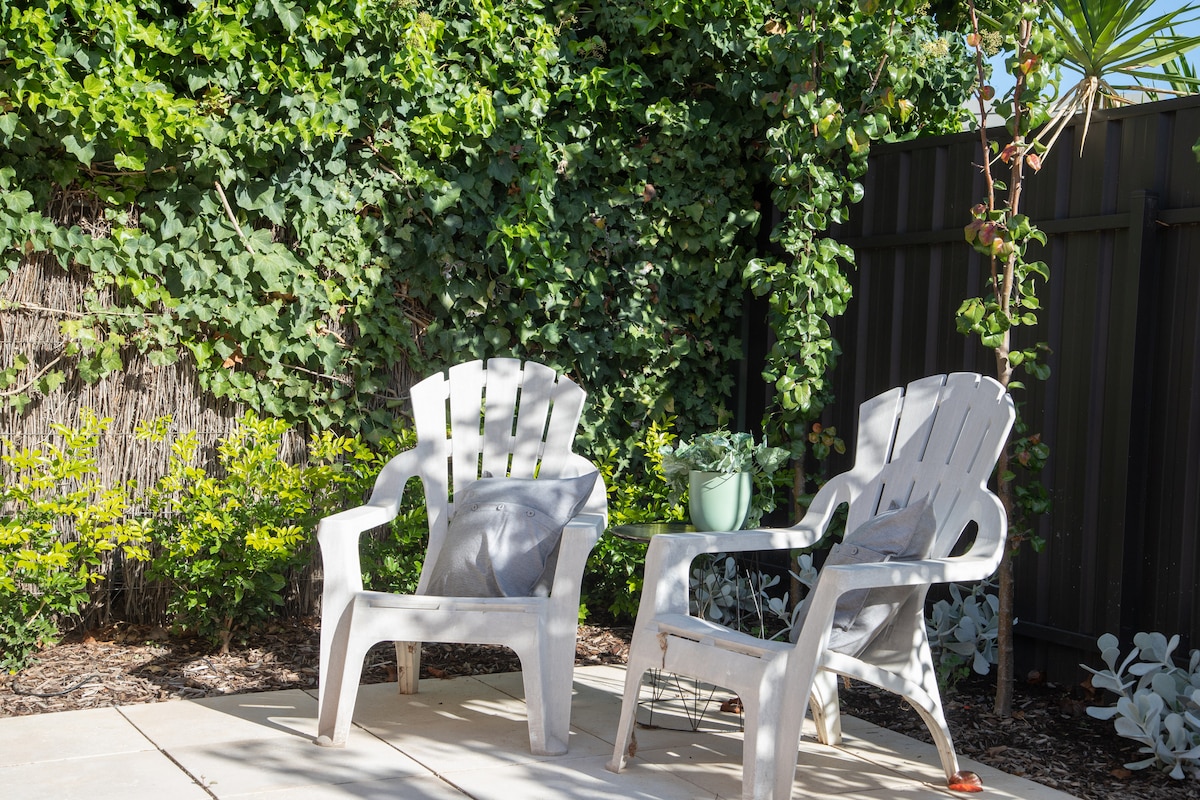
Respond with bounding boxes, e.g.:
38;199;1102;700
316;358;607;756
608;373;1015;799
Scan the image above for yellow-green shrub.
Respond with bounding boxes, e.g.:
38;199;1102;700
0;410;149;672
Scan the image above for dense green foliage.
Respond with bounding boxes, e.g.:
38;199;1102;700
748;2;973;445
1;0;972;454
0;0;763;447
0;2;978;641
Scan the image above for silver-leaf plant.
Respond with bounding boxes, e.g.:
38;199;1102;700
927;581;1001;688
1083;632;1200;780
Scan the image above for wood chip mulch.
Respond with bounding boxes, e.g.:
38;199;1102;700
838;675;1195;800
2;622;1194;800
0;620;631;717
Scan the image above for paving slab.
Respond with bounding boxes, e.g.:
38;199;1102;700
0;749;210;800
165;733;430;798
0;706;154;766
443;752;717;800
0;665;1081;800
119;688;317;748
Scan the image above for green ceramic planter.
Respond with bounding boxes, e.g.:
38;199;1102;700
688;470;752;532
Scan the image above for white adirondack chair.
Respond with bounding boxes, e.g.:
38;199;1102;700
608;373;1015;799
316;358;607;756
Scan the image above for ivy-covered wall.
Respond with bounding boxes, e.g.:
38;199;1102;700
0;0;972;462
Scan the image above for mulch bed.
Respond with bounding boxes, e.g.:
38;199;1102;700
1;621;1192;800
0;620;629;715
838;674;1193;800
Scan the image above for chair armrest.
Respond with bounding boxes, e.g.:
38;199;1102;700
800;471;857;532
318;446;425;580
630;472;863;619
364;446;429;514
636;525;830;618
548;512;607;614
318;448;424;633
806;482;1008;595
819;553;1001;593
786;551;1001;663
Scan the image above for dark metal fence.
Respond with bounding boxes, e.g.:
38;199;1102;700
821;95;1200;681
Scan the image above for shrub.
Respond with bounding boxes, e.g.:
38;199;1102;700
927;581;1000;690
0;410;149;671
1084;632;1200;780
139;412;382;651
583;419;683;621
690;553;794;640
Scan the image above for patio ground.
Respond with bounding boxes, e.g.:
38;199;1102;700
0;664;1078;799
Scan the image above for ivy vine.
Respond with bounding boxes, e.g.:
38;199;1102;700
748;1;973;453
0;0;973;469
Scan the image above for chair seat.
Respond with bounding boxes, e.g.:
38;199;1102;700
358;591;544;614
654;614;791;660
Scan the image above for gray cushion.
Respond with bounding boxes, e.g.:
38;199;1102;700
792;495;937;656
423;472;598;598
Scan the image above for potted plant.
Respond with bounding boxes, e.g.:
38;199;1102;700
659;430;789;531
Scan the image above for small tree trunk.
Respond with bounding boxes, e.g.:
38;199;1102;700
220;617;233;655
993;445;1015;716
993;345;1015;717
790;458;807;612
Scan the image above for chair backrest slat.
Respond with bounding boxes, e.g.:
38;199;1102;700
536;374;585;478
479;358;524;477
409;370;453;537
503;361;557;476
446;361;488;498
844;387;904;530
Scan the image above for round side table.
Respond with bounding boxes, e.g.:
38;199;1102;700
607;521;696;542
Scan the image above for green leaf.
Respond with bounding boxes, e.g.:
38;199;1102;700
253;251;293;293
114;151;146;171
61;135;96;165
149;348;180;367
425;185;462;215
271;0;304;34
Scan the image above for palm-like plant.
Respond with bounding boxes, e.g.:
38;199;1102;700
1040;0;1200;151
1146;34;1200;101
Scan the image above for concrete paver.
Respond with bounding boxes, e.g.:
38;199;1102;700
0;664;1078;800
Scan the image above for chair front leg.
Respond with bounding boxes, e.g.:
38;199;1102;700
607;659;651;773
906;636;960;781
741;656;794;800
506;630;566;756
315;631;373;747
537;623;581;756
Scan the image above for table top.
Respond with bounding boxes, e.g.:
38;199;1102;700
607;522;696;541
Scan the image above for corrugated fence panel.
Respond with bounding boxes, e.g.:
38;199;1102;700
823;95;1200;681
